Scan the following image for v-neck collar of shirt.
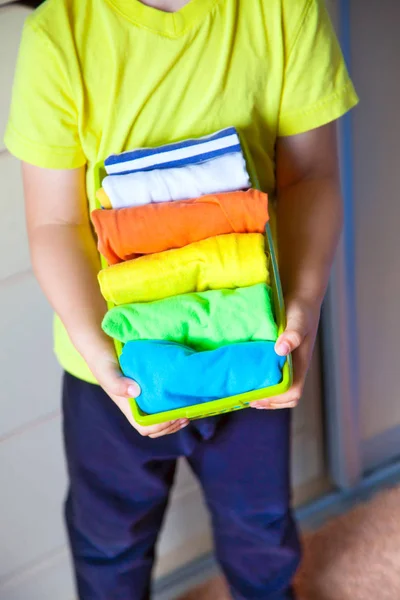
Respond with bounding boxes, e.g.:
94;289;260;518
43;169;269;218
106;0;221;37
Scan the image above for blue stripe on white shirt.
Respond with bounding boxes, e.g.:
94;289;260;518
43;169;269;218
104;127;242;175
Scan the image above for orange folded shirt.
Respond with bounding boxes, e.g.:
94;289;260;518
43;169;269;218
91;189;268;265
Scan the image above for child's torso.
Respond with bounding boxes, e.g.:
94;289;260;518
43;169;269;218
37;0;288;207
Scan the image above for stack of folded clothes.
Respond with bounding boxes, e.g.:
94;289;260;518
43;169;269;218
93;127;284;414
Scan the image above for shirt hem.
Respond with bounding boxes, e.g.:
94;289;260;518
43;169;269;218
4;125;86;170
278;80;359;137
55;349;99;385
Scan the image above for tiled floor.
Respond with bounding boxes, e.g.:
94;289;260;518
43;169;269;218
177;575;230;600
178;486;400;600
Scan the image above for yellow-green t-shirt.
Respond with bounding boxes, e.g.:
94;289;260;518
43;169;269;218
4;0;358;383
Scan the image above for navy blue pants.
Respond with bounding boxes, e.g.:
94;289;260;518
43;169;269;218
63;372;301;599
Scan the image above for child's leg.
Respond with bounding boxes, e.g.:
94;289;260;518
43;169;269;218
62;372;194;600
188;408;301;600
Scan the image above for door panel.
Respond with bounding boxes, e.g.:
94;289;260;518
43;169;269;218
350;0;400;469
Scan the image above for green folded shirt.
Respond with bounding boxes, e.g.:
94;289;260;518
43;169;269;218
102;283;278;350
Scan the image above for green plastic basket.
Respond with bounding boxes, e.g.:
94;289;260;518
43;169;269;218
93;140;293;425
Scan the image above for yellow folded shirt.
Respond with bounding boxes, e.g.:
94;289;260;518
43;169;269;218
98;233;269;306
96;188;112;209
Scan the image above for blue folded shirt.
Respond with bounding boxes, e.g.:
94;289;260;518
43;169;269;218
120;340;285;414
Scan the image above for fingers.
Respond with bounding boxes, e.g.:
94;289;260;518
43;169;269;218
126;380;141;398
100;360;142;399
275;295;319;357
275;309;309;356
275;328;303;356
250;383;302;410
251;333;313;410
137;418;190;438
112;394;190;437
109;377;141;399
147;419;190;438
99;358;189;437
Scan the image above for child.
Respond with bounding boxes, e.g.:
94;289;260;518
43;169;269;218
5;0;358;598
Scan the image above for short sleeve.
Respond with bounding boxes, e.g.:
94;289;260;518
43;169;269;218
278;0;359;137
4;20;86;169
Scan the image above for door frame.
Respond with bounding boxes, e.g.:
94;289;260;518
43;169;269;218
321;0;362;490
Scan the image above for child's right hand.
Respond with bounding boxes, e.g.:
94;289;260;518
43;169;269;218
21;164;189;438
89;349;190;438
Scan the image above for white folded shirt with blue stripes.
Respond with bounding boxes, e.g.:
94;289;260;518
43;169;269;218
104;126;243;176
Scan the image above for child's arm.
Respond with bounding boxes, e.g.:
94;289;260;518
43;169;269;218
22;163;189;436
251;121;342;410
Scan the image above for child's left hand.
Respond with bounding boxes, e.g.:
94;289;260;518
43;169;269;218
250;297;321;410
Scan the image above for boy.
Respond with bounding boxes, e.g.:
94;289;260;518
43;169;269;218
5;0;358;598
